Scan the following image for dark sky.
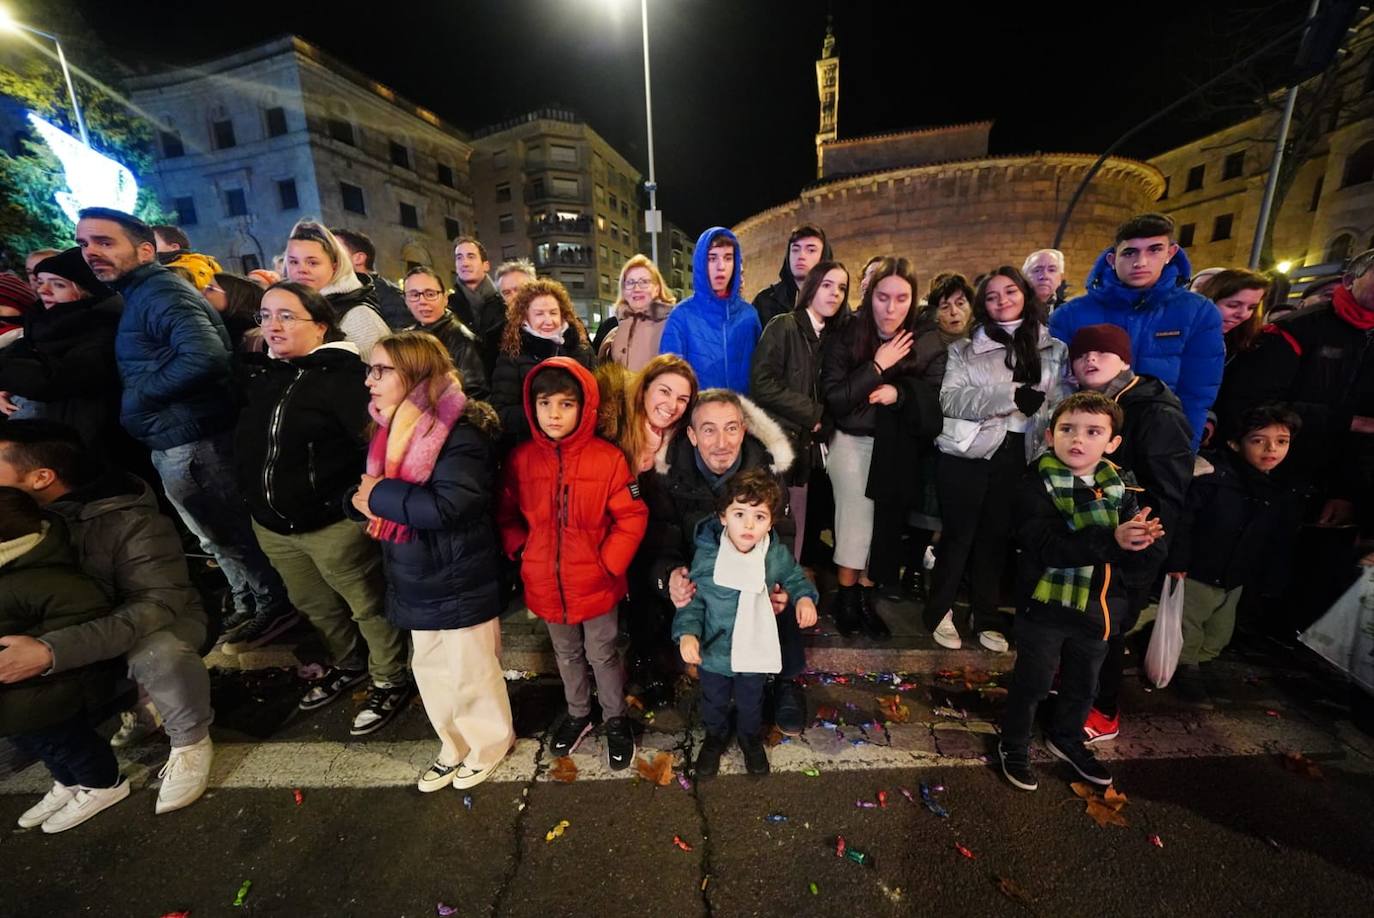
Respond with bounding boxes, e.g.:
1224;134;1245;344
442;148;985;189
56;0;1313;236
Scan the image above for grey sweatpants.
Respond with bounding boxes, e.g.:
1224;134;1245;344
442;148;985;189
545;611;625;720
127;615;213;748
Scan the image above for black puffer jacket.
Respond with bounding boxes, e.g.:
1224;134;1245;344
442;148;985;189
1109;374;1194;562
490;326;594;444
233;343;370;535
751;237;834;327
0;291;123;446
749;308;844;482
409;310;490;401
450;286;508;377
819;316;925;437
370;272;411;330
358;406;504;631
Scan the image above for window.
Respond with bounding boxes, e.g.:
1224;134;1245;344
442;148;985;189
213;119;236;149
1178;223;1196;247
265;107;288;137
611;222;620;240
224;188;247;217
277;179;298;210
565;272;586;290
1325;233;1354;264
601;273;612;291
530;177;547;199
340;182;366;214
550;144;576;164
1342;141;1374;188
599;244;609;260
495;182;511;203
493;150;509;170
444;217;461;240
620;201;629;218
389;141;410;169
1185;164;1205;192
1310;176;1324;212
173;196;197;225
498;213;515;234
399;202;419;228
1211;213;1234;242
501;245;517;260
609;193;618;210
1159;176;1170;201
1223;151;1244;181
437;163;455;188
161;131;184;158
240;254;261;273
595;183;605;204
328;118;355;146
552;177;579;198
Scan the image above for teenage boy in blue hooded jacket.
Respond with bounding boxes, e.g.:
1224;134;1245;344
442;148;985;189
1049;213;1224;451
659;227;761;393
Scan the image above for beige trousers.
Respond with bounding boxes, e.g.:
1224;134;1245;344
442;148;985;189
411;619;515;770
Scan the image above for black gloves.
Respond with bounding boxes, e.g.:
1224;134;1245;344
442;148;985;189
1014;385;1046;417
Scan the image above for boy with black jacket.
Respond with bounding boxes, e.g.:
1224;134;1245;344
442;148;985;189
999;393;1165;792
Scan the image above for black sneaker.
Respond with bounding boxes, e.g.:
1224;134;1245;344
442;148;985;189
298;667;368;712
220;608;301;654
900;566;927;600
550;713;593;757
604;717;635;771
738;732;770;775
694;732;729;779
999;741;1038;791
832;585;862;637
858;588;892;641
1173;664;1213;707
773;680;807;737
217;605;256;641
350;682;412;736
1045;736;1113;786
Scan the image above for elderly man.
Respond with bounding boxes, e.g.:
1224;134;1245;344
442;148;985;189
646;389;813;733
1023;248;1067;310
494;258;537;309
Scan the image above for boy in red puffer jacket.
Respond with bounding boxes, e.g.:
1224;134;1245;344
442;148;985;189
496;357;648;771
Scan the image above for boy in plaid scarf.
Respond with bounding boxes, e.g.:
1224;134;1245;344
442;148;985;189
999;392;1165;792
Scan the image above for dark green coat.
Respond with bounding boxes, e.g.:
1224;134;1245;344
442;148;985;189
0;518;120;736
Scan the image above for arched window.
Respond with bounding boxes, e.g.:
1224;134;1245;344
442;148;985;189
1341;141;1374;188
1324;233;1354;264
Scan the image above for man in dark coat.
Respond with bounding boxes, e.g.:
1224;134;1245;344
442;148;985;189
333;227;411;330
450;237;508;375
751;223;832;327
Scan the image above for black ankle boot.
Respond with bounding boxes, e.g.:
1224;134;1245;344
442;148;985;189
858;586;892;641
832;584;862;637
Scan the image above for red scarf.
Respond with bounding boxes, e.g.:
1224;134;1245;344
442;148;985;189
364;377;466;543
1333;284;1374;331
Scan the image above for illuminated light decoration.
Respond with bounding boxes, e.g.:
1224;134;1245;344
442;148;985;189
1275;260;1293;274
26;111;138;222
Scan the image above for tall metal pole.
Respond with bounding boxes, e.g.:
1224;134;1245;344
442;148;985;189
51;34;89;148
641;0;660;264
1248;0;1321;270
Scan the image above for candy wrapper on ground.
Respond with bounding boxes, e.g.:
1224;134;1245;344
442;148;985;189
636;752;675;786
672;834;693;851
545;819;570;842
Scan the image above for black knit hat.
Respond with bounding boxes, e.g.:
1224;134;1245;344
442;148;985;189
33;247;109;297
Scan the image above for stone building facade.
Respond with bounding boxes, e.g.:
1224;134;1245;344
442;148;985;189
1149;14;1374;270
128;37;475;279
469;109;642;323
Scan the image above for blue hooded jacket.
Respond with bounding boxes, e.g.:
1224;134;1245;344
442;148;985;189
658;227;761;392
1049;247;1222;450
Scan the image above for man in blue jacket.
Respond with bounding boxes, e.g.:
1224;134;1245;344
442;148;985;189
659;227;761;392
1049;213;1223;450
76;208;292;645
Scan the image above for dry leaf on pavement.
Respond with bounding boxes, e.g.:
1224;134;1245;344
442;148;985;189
636;752;675;786
549;756;578;783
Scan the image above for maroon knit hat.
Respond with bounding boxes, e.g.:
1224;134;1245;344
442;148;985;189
1069;323;1132;364
0;272;40;315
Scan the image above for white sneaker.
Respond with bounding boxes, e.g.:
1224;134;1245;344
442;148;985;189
933;611;962;649
155;735;213;814
110;701;162;748
41;779;130;833
978;630;1010;653
923;545;937;571
452;747;511;791
18;781;75;828
417;759;461;793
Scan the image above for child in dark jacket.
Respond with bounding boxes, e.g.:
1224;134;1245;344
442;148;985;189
1;488;127;834
672;470;819;778
496;357;649;771
1165;404;1304;703
1000;393;1165;792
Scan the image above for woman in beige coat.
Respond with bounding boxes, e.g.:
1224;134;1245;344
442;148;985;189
599;255;676;372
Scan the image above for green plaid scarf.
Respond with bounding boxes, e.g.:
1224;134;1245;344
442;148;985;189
1031;454;1124;612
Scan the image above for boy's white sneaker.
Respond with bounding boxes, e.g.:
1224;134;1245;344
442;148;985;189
155;735;213;814
41;778;130;833
18;781;75;828
978;630;1010;653
933;611;962;649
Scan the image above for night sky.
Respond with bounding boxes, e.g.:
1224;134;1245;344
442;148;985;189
59;0;1314;236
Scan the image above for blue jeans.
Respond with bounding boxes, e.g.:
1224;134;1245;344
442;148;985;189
12;715;121;789
151;431;288;617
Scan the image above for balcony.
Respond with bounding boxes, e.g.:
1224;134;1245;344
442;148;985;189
535;242;594;268
530;212;594;237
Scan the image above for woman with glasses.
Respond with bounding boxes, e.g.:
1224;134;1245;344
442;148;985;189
490;278;594;444
231;281;411;734
599;256;677;372
202;272;265;353
400;266;490;400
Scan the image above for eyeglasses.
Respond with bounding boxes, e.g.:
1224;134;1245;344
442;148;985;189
366;364;397;381
404;289;444;302
254;311;310;326
622;278;654;289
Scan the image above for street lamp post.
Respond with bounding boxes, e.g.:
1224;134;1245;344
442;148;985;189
0;6;91;148
638;0;661;264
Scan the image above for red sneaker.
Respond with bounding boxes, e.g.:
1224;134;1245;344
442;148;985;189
1083;708;1119;745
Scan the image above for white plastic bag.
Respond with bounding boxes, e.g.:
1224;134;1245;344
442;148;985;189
1300;566;1374;694
1144;575;1185;688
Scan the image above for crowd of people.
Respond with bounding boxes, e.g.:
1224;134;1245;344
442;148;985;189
0;203;1370;832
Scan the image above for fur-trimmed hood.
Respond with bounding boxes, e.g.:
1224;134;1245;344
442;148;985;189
655;395;795;476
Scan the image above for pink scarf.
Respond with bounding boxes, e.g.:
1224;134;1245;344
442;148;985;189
364;377;466;543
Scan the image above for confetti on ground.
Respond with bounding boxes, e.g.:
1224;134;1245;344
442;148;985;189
503;670;538;681
1149;834;1164;848
809;882;818;895
802;767;820;777
919;783;949;818
462;794;473;811
545;819;570;842
955;843;976;859
875;695;911;723
292;788;303;806
678;774;693;791
672;834;694;852
437;903;458;916
232;880;252;907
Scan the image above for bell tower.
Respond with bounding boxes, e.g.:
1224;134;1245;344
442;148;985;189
815;17;839;179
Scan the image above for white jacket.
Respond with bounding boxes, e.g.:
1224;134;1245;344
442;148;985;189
936;324;1069;462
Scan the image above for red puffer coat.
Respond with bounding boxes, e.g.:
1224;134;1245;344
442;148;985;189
496;357;648;624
